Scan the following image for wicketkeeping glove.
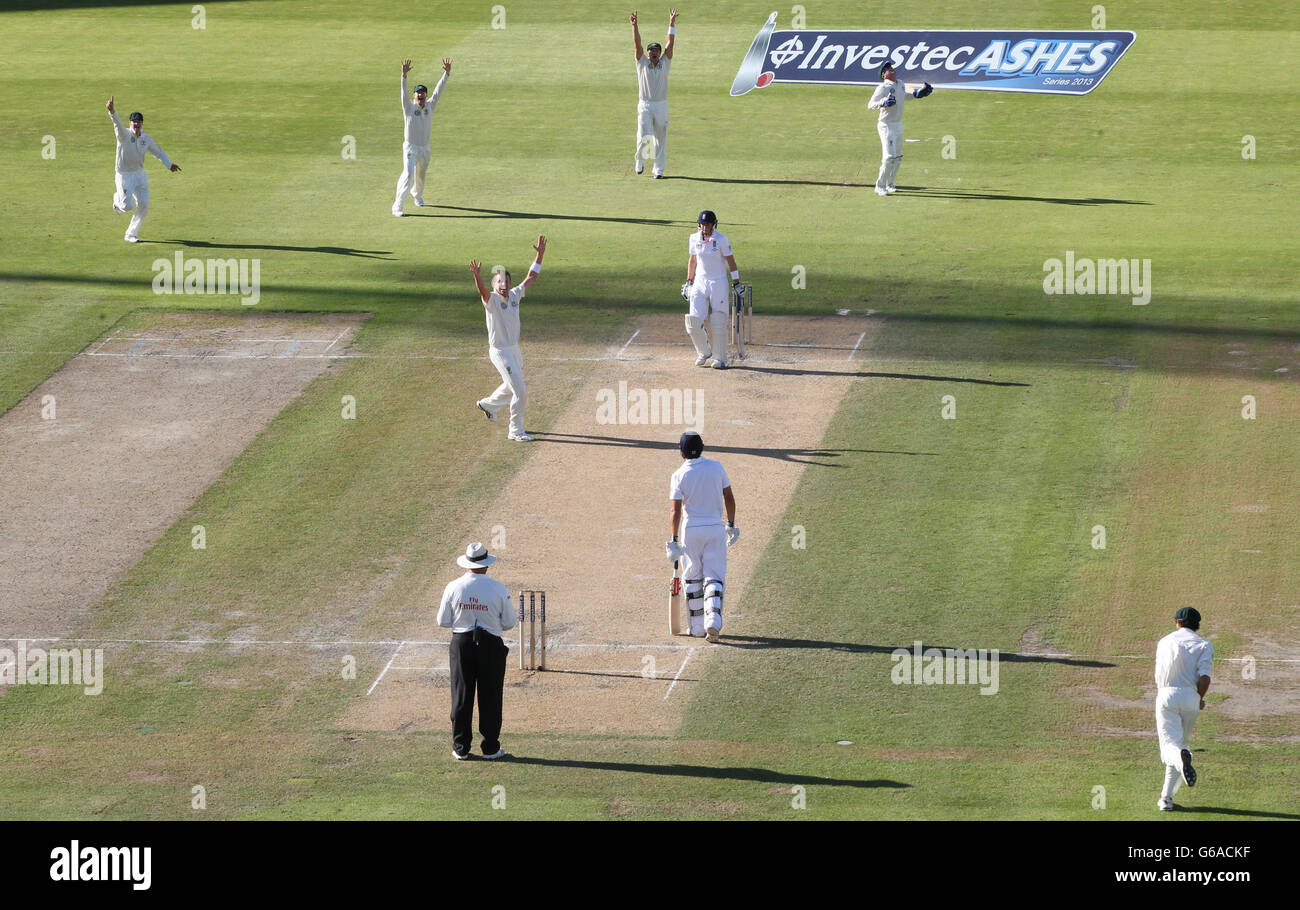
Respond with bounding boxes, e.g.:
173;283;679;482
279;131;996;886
914;83;933;98
883;96;897;107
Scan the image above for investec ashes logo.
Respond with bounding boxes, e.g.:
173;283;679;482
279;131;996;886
731;13;1135;96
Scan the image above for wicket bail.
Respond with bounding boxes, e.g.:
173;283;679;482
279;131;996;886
518;590;547;670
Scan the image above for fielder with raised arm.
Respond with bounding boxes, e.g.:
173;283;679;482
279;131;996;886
470;236;547;442
393;57;451;216
630;9;676;178
683;210;741;369
665;431;738;642
866;61;932;196
105;96;180;243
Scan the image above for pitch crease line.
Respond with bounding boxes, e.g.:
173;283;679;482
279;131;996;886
366;640;406;695
664;647;696;700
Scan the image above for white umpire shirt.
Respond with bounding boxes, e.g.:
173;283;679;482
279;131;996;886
483;284;525;350
689;231;733;281
867;79;904;124
670;457;730;528
1154;626;1213;690
437;573;518;638
636;56;671;102
401;72;450;147
110;112;172;173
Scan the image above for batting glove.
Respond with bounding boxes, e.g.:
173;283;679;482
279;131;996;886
726;524;739;547
666;540;686;563
680;281;692;303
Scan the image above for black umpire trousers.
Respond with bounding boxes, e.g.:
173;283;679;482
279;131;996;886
449;627;508;755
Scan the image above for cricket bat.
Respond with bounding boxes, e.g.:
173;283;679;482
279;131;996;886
669;559;683;635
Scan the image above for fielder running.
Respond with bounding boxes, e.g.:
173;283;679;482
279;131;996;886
866;61;932;196
105;96;180;243
665;431;738;643
630;9;676;178
684;210;742;369
393;57;451;217
470;235;547;442
1154;606;1213;811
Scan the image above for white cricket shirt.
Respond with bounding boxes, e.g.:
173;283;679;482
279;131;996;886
670;456;731;528
483;284;525;350
110;112;172;173
868;79;904;125
689;231;733;281
401;71;449;148
437;573;518;637
1154;627;1213;689
636;56;671;103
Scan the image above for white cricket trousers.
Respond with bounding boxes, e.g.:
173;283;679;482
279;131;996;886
483;344;526;436
682;522;727;637
395;142;432;211
1156;686;1200;768
685;278;729;360
876;121;903;190
114;169;150;240
636;100;669;176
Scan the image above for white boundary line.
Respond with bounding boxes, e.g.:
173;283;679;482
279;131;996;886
664;647;696;700
366;640;405;695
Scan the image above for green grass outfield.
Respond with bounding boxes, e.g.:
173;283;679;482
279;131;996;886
0;0;1297;820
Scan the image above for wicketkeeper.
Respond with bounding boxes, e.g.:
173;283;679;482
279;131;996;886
867;61;932;196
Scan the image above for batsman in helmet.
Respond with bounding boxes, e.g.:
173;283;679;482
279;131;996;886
665;431;739;642
682;210;742;369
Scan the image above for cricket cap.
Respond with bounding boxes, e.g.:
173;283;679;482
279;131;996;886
879;62;896;78
679;431;703;459
413;84;428;94
647;42;662;52
129;112;143;122
1174;606;1202;629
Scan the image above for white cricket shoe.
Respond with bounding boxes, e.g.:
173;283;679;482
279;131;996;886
113;203;126;214
885;185;897;195
635;160;644;174
392;210;405;217
452;749;471;761
874;187;888;196
1180;749;1197;787
710;358;727;370
695;354;711;367
482;748;508;760
508;432;535;442
705;627;719;643
476;401;497;421
413;196;425;206
124;235;140;243
1157;797;1174;811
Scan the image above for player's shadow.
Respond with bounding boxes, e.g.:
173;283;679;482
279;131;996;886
418;204;699;227
160;238;395;259
535;433;938;464
1165;805;1300;820
893;187;1152;206
505;756;909;790
732;363;1031;387
719;635;1115;669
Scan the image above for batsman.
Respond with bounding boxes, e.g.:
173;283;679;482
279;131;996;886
665;431;738;642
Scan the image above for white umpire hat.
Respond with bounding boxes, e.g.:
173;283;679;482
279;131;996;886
456;541;498;569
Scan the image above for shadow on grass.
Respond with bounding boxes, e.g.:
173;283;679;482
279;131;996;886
720;635;1115;669
1169;805;1300;820
665;176;1151;205
418;205;700;227
535;433;939;464
160;239;395;260
505;755;910;789
732;364;1031;386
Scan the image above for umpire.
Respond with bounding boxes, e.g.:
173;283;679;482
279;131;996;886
437;542;517;760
